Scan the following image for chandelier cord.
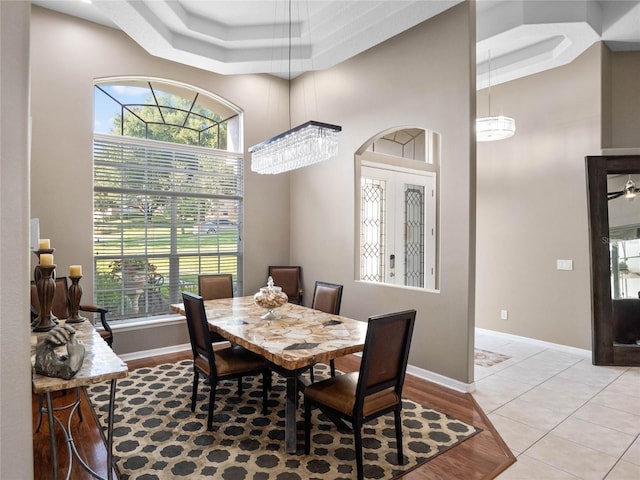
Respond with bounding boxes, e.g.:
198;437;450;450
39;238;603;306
288;0;292;130
249;0;341;174
487;50;492;117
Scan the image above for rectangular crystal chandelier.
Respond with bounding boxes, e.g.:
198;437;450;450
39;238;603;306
249;121;342;175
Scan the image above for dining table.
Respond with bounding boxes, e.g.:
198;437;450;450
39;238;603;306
170;295;368;453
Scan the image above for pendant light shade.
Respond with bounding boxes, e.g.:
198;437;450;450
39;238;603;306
476;50;515;142
476;115;516;142
249;121;342;175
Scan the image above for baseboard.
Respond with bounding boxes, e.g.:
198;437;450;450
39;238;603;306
406;364;475;394
476;327;592;359
117;340;236;362
118;343;191;362
110;314;185;333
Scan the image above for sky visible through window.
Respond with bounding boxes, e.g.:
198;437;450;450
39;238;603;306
94;85;151;134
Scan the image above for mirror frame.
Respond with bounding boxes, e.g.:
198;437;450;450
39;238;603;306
586;154;640;366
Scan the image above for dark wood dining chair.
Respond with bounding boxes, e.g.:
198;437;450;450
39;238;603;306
310;281;343;380
268;266;303;305
304;309;416;480
30;276;113;348
182;292;270;430
198;273;234;300
198;273;234;343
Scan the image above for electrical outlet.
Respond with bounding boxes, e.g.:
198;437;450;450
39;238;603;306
557;259;573;271
500;309;508;320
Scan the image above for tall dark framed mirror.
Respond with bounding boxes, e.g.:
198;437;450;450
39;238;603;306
586;155;640;366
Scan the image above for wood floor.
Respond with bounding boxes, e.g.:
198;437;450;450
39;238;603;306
33;351;516;479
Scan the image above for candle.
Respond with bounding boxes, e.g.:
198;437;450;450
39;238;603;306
38;239;51;250
69;265;82;277
40;253;54;265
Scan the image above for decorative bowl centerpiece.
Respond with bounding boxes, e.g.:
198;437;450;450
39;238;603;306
254;276;288;319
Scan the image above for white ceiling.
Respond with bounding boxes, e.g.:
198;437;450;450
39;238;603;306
32;0;640;87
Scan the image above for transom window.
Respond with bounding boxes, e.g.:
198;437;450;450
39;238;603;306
93;79;243;321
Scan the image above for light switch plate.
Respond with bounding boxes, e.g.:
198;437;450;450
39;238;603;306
557;259;573;271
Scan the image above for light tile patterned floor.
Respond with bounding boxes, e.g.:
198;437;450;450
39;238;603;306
473;330;640;480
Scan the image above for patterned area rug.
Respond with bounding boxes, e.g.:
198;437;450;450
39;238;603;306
86;360;480;480
474;348;512;367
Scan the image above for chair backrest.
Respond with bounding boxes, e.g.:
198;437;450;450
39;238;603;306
312;281;343;315
355;309;416;410
182;292;217;377
268;266;302;303
198;274;234;300
30;276;71;319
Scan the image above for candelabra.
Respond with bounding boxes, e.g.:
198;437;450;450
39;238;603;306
32;248;57;331
66;276;87;323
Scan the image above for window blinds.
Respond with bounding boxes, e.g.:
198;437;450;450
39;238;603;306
93;133;243;320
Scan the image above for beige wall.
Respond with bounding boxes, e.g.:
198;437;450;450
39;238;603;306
475;44;602;349
610;51;640;149
0;1;34;477
289;3;477;382
601;45;612;149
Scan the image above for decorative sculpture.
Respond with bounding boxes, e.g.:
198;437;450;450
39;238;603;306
34;324;85;380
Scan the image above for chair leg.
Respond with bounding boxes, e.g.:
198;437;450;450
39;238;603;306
394;407;404;465
304;400;312;454
354;419;364;480
309;365;315;383
207;381;216;431
237;376;243;396
191;370;199;412
329;359;336;377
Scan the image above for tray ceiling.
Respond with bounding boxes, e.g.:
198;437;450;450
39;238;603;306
32;0;640;87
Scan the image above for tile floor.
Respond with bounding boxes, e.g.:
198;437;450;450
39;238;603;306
473;329;640;480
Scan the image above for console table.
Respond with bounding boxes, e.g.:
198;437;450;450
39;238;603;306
31;320;128;480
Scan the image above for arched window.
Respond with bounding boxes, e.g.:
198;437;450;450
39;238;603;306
93;78;243;321
356;128;440;290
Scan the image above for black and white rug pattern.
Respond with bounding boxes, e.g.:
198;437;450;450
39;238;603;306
86;360;479;480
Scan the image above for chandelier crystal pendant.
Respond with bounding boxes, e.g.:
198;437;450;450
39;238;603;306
250;121;342;175
476;51;515;142
249;0;342;175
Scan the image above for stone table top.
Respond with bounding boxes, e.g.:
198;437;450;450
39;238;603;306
171;296;368;371
31;320;128;394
